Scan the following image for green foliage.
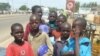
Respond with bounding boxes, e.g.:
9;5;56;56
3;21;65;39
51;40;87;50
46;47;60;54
74;2;80;12
19;5;28;11
49;7;57;12
81;2;98;8
0;3;10;11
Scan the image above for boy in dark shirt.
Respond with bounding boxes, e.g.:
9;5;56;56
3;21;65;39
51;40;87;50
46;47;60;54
54;22;74;56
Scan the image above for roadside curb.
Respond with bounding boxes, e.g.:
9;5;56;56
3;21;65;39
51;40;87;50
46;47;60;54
0;14;30;20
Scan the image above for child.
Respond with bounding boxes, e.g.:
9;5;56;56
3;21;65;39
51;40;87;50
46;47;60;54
56;14;67;26
48;11;57;29
71;18;91;56
24;5;43;41
6;23;34;56
28;15;53;56
31;5;42;19
52;14;67;41
54;22;74;56
24;5;49;41
43;11;58;45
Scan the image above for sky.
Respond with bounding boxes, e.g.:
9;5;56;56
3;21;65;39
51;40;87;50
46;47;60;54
0;0;100;9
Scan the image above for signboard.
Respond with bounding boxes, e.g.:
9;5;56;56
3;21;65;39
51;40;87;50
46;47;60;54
66;0;75;12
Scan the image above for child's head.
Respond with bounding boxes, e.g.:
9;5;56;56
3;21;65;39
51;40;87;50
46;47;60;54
11;23;24;43
60;22;71;40
48;11;57;22
31;5;42;19
29;14;41;31
56;14;67;27
72;17;87;36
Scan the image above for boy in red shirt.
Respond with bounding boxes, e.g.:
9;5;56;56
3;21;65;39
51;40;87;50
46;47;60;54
6;23;34;56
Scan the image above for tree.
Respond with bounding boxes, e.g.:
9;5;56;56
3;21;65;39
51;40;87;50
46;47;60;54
81;2;98;8
0;3;11;14
19;5;28;11
81;3;87;7
91;2;97;7
74;2;80;12
49;7;58;12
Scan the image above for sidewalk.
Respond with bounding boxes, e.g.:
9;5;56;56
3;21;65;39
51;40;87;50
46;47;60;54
0;14;30;20
0;14;24;17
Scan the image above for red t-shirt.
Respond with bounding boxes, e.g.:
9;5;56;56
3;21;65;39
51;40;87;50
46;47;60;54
52;30;62;40
6;41;34;56
24;23;31;41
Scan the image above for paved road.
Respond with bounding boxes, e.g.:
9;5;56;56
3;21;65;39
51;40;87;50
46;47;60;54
0;14;30;45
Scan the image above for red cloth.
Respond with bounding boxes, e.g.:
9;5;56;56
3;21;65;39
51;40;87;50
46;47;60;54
70;31;76;38
6;41;34;56
70;31;74;37
52;30;62;40
24;23;31;41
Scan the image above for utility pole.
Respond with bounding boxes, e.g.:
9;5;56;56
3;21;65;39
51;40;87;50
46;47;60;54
66;0;75;12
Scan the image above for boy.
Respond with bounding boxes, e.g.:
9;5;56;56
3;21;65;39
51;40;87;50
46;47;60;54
48;11;58;44
48;11;58;30
54;22;74;56
31;5;43;19
71;18;91;56
28;15;53;56
24;5;49;41
6;23;34;56
52;14;67;41
24;5;43;41
56;14;67;26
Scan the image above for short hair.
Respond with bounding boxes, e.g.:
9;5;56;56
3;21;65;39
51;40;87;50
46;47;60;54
49;11;57;18
74;17;87;29
29;14;41;21
31;5;41;14
61;22;71;29
58;14;67;21
11;23;23;32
